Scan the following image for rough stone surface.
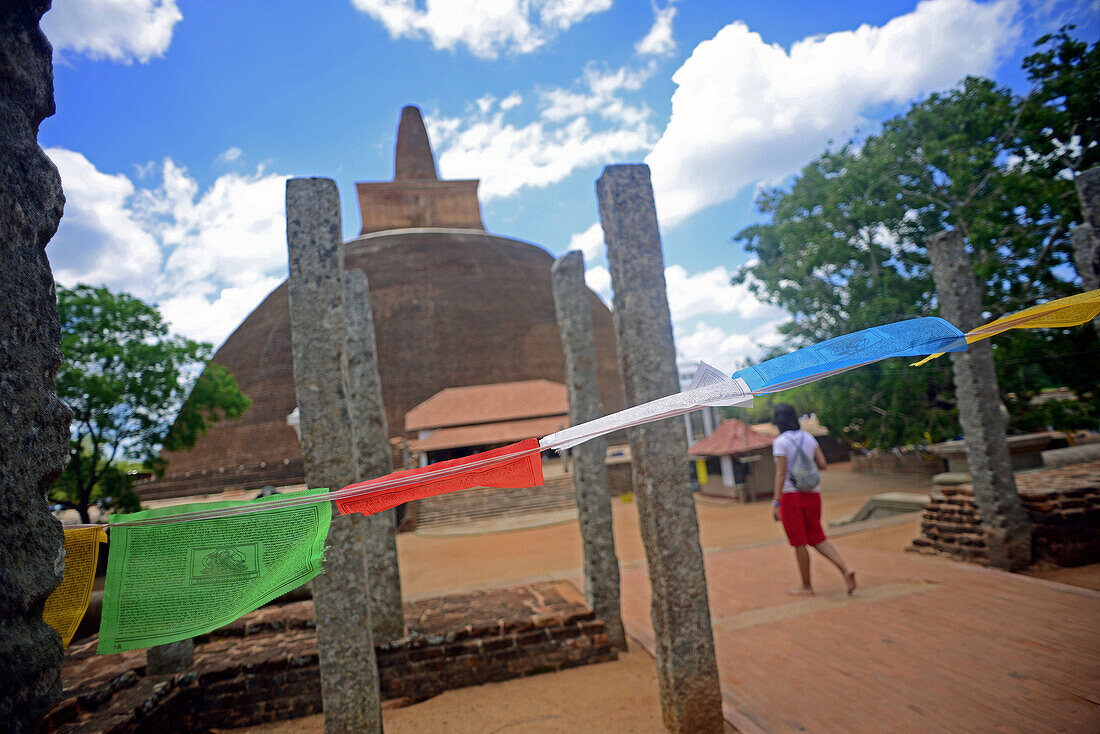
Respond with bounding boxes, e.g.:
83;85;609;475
550;251;626;651
286;178;381;733
596;165;723;733
146;639;194;676
0;1;72;730
1073;167;1100;340
926;230;1031;571
344;269;404;642
1076;166;1100;232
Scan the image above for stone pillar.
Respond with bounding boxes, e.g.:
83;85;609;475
1073;167;1100;340
344;268;404;643
1077;166;1100;231
146;639;194;675
701;407;715;436
0;2;71;729
596;165;723;733
719;456;735;488
550;250;627;652
927;230;1031;571
286;178;381;733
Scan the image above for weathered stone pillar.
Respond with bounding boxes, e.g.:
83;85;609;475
550;250;627;652
344;269;404;643
0;2;71;729
286;178;381;733
1073;167;1100;340
1077;166;1100;231
146;639;194;675
927;230;1031;571
596;165;723;733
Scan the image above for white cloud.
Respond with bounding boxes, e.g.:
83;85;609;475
158;277;285;346
635;1;677;57
584;265;612;302
216;147;243;164
646;0;1023;225
664;264;785;322
567;223;605;262
349;0;611;58
43;0;182;63
427;65;656;200
675;318;787;375
500;93;524;110
47;148;163;296
46;148;289;348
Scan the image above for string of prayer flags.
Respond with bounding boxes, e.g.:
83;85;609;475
912;289;1100;366
97;488;331;654
43;526;107;647
337;438;544;517
540;370;754;451
734;317;967;393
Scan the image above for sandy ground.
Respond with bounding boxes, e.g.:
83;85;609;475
230;465;1098;733
397;463;931;599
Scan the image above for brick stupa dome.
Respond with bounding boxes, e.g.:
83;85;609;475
146;106;625;499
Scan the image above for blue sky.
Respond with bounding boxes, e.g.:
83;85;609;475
40;0;1100;374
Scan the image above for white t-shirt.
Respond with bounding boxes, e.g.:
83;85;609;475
772;429;820;494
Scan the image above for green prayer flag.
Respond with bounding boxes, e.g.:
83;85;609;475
98;488;332;654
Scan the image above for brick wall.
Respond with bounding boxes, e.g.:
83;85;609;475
44;582;616;733
909;461;1100;566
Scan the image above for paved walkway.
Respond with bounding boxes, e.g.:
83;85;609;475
615;539;1100;733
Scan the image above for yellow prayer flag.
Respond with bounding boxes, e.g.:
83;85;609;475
912;289;1100;366
43;525;107;647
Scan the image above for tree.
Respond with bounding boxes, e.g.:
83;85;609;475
735;34;1100;449
1020;26;1100;176
53;284;251;522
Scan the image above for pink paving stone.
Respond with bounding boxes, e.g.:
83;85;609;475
603;541;1100;733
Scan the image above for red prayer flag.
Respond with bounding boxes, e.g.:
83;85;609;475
335;439;544;517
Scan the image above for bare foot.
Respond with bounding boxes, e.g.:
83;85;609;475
788;587;814;597
845;570;857;595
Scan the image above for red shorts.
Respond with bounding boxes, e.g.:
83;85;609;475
780;492;826;547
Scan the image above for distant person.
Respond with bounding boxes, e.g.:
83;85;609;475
771;403;856;595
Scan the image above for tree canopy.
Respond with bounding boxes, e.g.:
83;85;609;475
734;30;1099;450
53;284;251;522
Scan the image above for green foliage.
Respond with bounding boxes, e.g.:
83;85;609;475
734;31;1099;450
1021;25;1100;174
52;284;250;522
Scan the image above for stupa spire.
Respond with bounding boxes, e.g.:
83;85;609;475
394;106;438;181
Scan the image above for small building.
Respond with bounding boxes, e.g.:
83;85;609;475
688;419;776;501
406;379;568;465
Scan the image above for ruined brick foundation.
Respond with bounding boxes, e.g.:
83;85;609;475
909;461;1100;567
43;581;615;732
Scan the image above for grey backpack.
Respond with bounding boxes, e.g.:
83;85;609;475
785;432;819;491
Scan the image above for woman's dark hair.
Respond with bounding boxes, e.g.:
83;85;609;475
772;403;800;433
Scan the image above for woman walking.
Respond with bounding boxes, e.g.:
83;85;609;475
771;403;857;595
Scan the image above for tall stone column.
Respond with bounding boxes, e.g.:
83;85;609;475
927;230;1031;571
344;269;404;643
286;178;381;733
596;165;723;733
1073;167;1100;340
0;2;72;729
550;250;627;652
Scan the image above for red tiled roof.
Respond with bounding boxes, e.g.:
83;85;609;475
406;380;568;432
688;419;775;456
409;415;568;452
